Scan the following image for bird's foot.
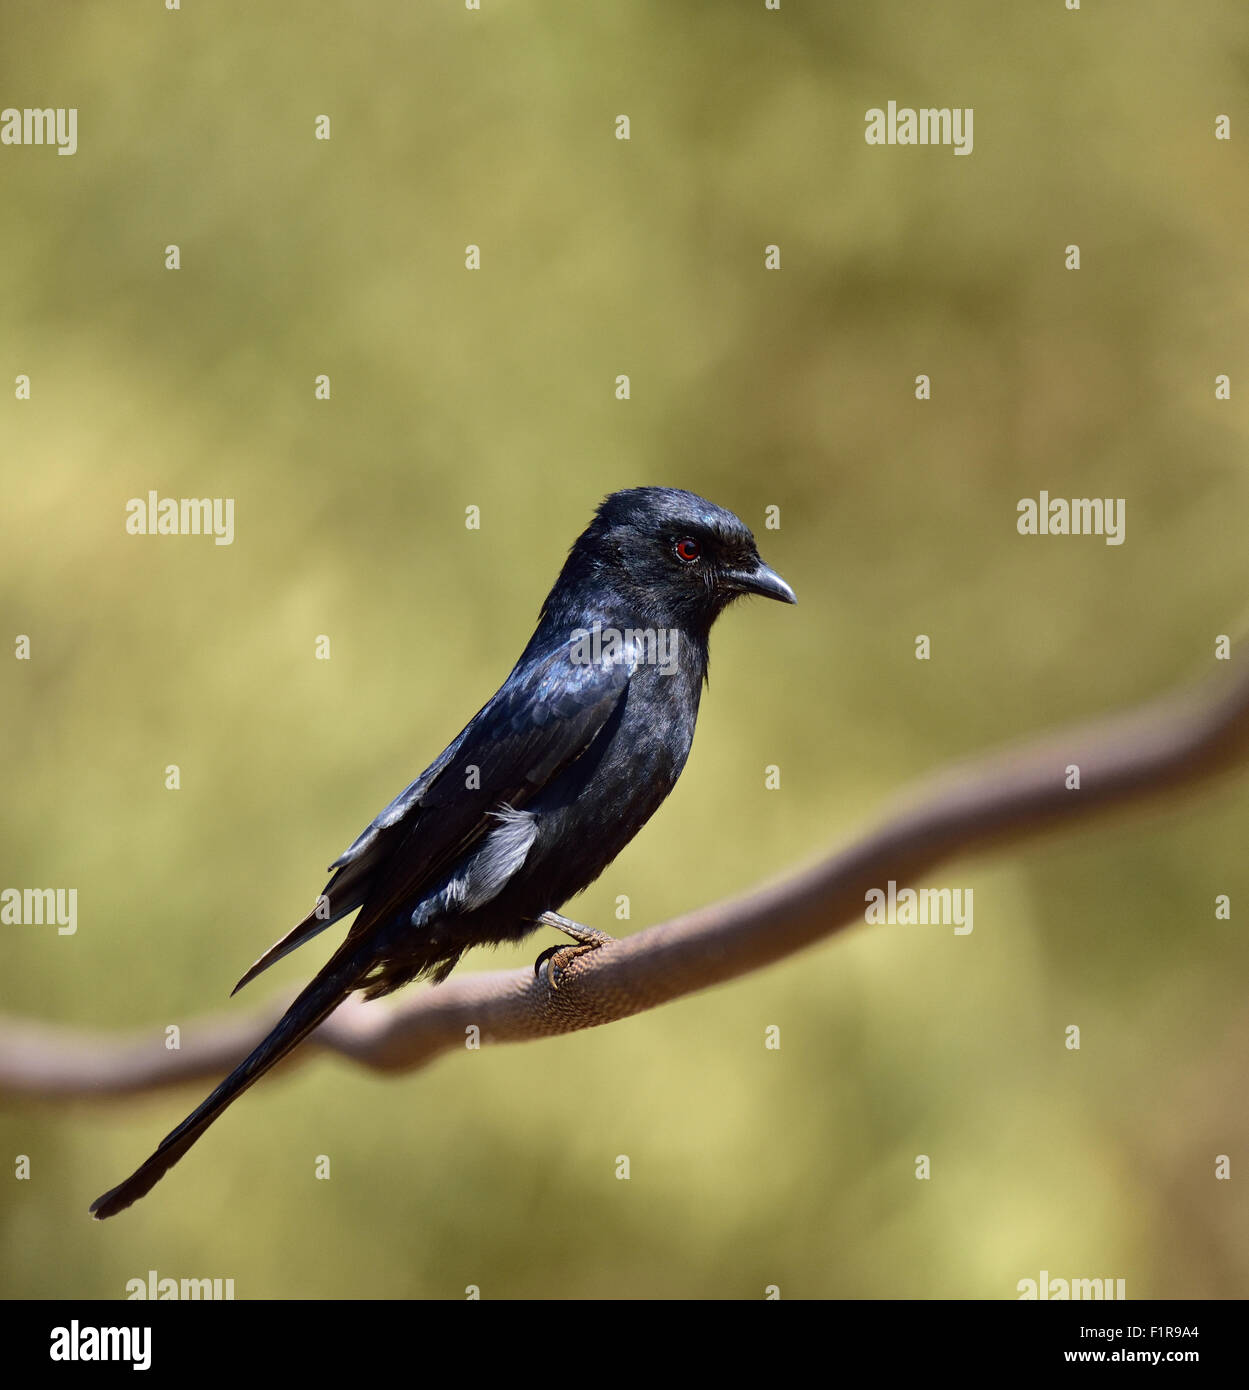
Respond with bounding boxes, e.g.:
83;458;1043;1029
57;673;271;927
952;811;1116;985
533;911;615;989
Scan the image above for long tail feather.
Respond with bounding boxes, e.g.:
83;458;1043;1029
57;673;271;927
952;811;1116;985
230;904;338;996
89;953;362;1219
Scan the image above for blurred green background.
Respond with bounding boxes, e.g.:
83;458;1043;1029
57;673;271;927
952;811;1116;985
3;0;1249;1299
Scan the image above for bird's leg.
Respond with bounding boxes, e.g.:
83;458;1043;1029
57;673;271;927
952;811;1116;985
532;911;615;988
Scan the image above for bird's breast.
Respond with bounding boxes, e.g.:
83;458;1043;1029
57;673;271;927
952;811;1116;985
517;659;702;903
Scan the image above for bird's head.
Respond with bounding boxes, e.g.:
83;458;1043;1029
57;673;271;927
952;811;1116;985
546;487;796;633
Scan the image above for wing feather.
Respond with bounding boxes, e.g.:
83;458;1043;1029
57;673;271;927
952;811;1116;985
232;635;633;992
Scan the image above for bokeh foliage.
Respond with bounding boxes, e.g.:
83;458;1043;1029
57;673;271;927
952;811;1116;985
2;1;1248;1298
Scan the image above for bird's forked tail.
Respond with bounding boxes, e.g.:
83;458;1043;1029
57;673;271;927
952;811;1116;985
89;951;363;1220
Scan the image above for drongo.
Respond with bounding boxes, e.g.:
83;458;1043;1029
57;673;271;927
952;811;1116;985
90;486;795;1218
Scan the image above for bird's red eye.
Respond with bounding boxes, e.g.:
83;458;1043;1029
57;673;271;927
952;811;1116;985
674;537;701;563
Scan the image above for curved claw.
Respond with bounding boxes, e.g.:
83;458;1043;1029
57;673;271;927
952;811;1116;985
533;943;563;980
532;940;605;991
531;913;616;989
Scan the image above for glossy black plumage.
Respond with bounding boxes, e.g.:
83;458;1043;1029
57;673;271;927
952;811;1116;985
89;487;795;1218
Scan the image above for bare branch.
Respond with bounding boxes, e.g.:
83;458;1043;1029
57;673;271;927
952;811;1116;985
4;655;1248;1101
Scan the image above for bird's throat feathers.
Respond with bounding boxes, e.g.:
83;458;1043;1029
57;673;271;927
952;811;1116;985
529;592;711;687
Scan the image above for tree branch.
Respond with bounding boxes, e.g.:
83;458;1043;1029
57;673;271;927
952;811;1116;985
4;655;1248;1101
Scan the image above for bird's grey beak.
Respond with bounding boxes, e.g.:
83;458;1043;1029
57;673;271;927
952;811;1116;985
732;560;797;605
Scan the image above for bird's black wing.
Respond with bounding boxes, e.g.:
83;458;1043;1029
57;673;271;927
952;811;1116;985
231;717;472;992
91;635;635;1220
233;633;633;991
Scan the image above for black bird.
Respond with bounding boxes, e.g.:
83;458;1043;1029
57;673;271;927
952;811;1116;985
90;486;795;1219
